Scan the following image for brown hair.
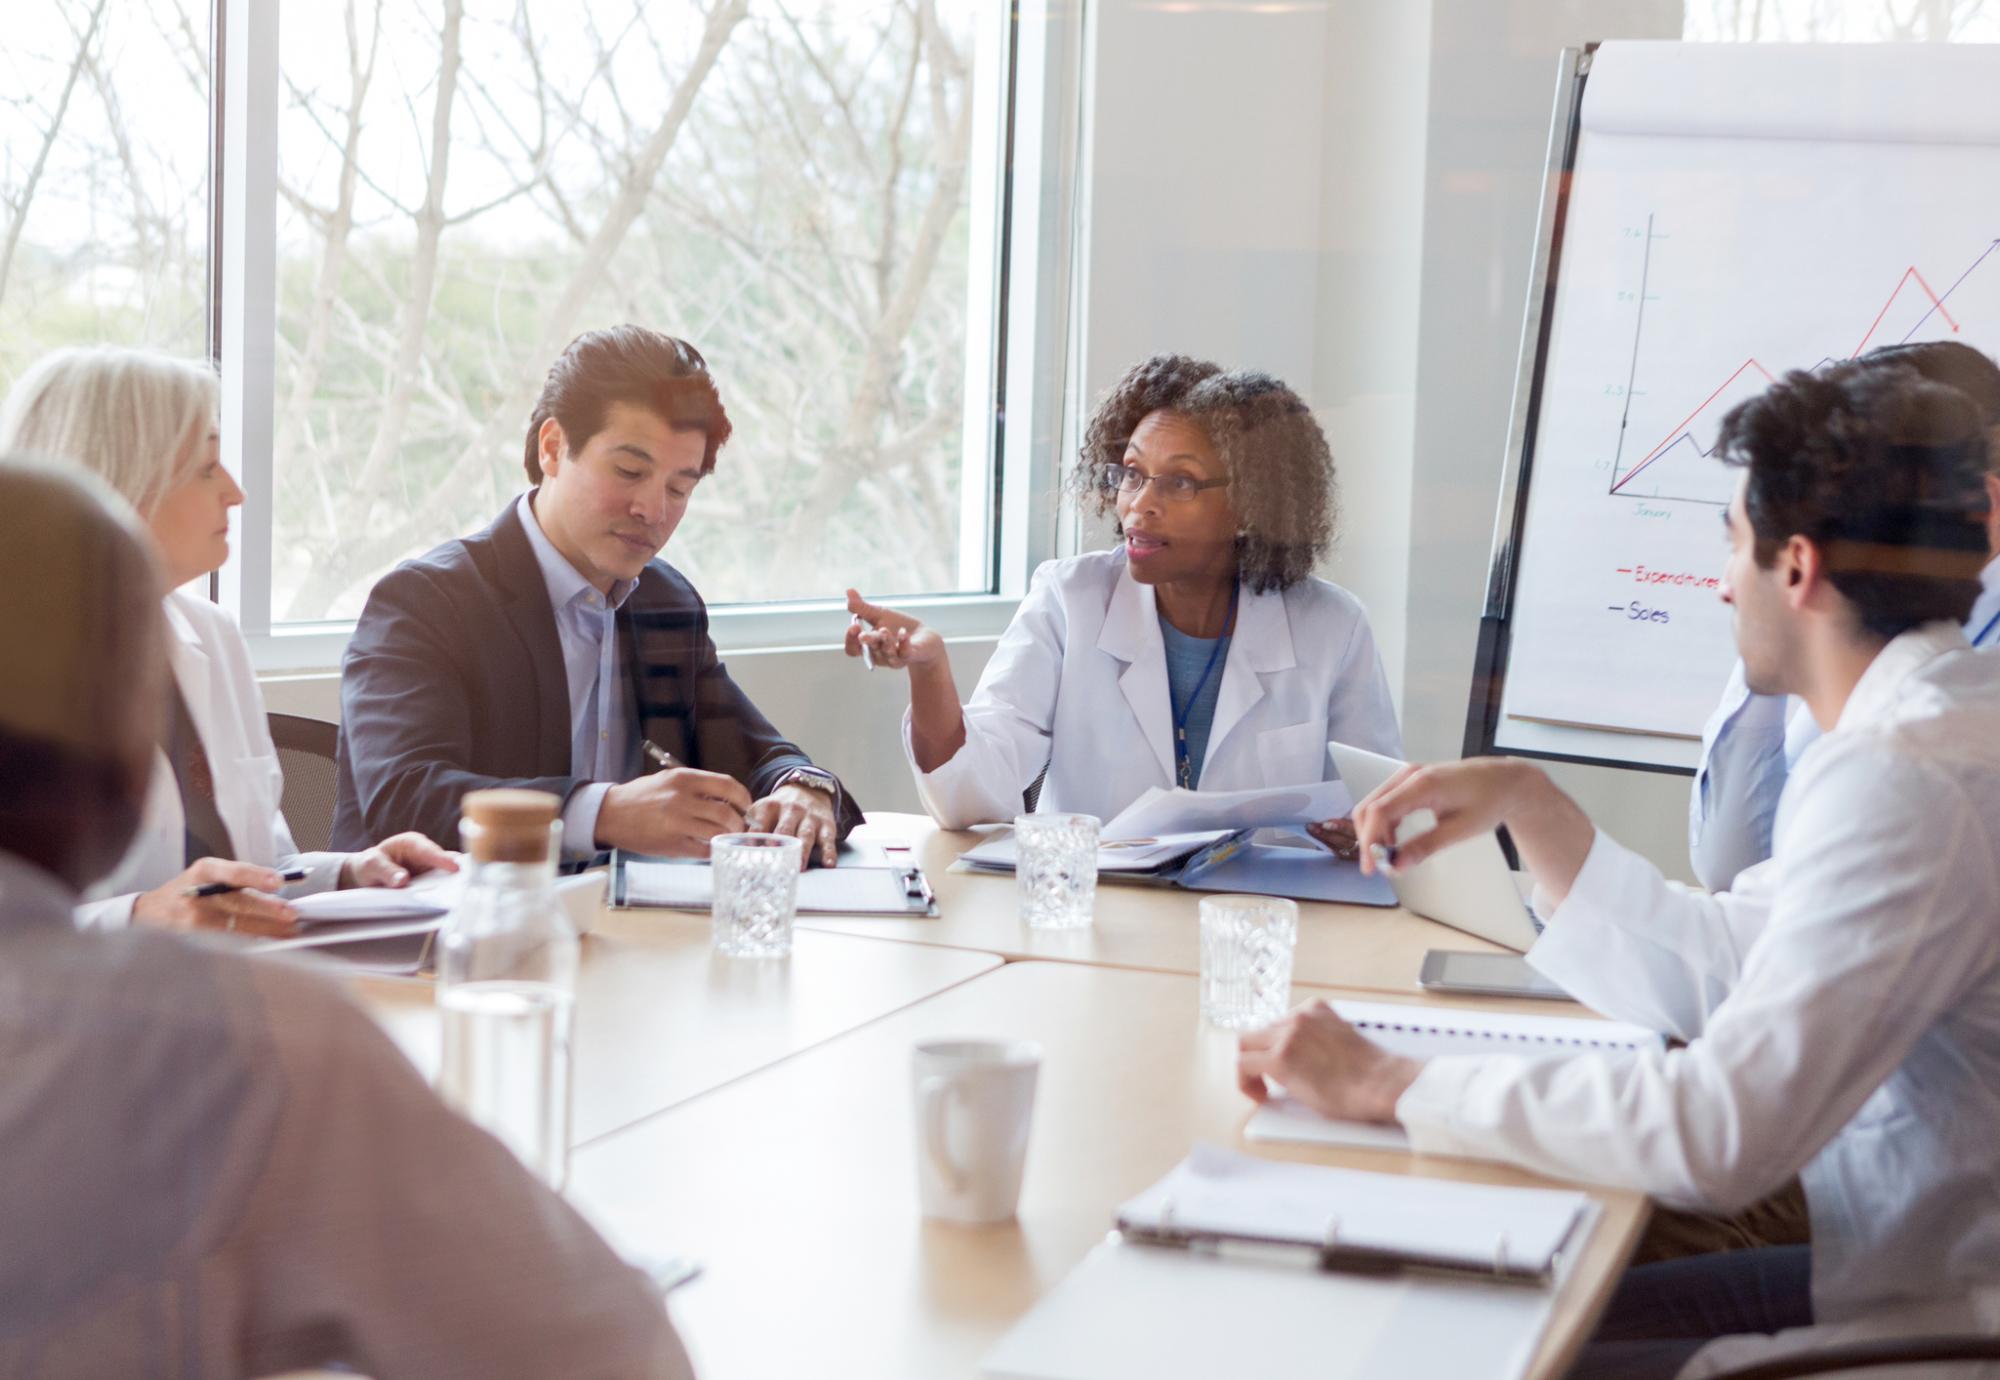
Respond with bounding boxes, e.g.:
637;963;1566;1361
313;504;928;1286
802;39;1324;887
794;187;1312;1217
523;326;732;483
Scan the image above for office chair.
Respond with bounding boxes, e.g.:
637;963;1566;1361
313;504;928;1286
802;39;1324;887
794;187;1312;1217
1704;1334;2000;1379
268;712;341;853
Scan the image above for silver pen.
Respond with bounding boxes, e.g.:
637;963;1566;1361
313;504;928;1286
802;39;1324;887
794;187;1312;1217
645;1254;704;1295
851;613;876;671
642;739;679;771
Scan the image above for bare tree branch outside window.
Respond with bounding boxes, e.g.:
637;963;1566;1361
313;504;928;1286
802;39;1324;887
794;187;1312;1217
268;0;987;621
1;0;207;380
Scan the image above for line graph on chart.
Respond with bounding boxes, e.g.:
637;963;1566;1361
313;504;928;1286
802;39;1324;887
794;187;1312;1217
1601;217;2000;508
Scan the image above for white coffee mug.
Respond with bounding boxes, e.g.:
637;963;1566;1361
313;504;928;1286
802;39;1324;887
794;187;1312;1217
911;1038;1042;1224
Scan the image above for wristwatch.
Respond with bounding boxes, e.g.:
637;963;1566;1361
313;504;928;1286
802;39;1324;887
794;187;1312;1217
775;766;842;808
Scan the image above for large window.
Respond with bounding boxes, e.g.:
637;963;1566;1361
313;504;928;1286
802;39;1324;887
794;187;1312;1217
261;0;1017;629
0;0;210;386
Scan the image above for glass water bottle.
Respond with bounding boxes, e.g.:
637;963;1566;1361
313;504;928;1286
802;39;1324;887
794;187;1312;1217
435;788;578;1188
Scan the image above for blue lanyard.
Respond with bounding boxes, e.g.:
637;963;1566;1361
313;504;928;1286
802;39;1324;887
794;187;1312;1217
1170;584;1239;790
1973;604;2000;649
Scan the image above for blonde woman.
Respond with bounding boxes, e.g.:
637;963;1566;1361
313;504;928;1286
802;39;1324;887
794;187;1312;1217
0;347;452;933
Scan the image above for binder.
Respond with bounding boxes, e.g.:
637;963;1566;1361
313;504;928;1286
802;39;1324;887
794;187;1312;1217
609;845;940;917
955;826;1398;907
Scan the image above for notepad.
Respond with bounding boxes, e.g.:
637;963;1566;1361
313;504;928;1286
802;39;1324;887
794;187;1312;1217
288;864;469;926
1246;1000;1663;1152
291;889;450;926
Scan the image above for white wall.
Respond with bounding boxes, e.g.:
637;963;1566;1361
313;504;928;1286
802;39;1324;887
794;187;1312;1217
1310;1;1434;713
1078;1;1331;399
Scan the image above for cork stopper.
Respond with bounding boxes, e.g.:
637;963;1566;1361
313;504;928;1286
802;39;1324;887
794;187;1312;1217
460;788;561;863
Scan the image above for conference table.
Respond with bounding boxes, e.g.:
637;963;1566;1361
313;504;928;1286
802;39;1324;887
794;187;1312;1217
356;906;1000;1146
803;814;1558;1001
348;815;1648;1380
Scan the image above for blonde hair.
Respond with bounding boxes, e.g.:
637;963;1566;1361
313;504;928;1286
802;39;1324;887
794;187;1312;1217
0;346;219;517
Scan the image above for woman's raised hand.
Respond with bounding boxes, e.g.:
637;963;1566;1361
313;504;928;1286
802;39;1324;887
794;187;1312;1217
845;589;947;671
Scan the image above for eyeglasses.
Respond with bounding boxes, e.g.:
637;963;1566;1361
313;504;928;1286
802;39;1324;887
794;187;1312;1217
1102;463;1229;503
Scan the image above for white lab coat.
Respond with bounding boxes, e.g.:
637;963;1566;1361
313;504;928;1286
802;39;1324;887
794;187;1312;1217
76;589;343;928
908;549;1402;828
1394;625;2000;1377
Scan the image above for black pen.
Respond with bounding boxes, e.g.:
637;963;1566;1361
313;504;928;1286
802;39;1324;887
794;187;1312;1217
185;867;308;899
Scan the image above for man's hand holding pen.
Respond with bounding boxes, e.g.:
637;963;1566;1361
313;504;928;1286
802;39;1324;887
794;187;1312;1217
596;740;838;868
596;740;753;860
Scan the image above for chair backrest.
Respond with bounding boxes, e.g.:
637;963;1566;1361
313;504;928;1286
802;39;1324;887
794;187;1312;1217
268;713;341;854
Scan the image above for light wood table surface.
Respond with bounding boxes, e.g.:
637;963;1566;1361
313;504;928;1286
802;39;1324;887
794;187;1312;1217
799;814;1529;999
355;906;999;1147
568;960;1647;1380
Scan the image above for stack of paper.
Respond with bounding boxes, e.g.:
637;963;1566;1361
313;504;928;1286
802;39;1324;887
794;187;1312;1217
957;830;1238;876
1101;779;1353;840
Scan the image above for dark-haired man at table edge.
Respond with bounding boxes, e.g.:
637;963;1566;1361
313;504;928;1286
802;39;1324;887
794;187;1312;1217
332;326;861;867
1240;362;2000;1377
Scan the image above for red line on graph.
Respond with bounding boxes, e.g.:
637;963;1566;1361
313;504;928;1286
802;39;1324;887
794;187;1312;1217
1610;357;1772;495
1852;266;1959;357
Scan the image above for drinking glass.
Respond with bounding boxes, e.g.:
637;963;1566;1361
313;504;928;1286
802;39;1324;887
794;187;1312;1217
1198;895;1298;1030
1014;813;1099;930
711;833;804;957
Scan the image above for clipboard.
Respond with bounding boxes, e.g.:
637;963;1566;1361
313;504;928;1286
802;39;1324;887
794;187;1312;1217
1109;1144;1589;1287
609;846;940;917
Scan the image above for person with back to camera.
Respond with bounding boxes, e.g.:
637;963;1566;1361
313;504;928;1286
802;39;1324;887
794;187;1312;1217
0;458;693;1379
845;354;1401;845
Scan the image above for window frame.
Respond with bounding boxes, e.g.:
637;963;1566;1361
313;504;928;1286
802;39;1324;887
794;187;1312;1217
211;0;1085;673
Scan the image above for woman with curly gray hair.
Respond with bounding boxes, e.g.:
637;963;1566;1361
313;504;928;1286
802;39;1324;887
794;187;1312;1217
845;353;1401;835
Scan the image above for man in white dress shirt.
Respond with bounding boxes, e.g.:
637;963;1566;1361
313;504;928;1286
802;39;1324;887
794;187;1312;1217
0;458;693;1378
1239;363;2000;1378
1689;339;2000;892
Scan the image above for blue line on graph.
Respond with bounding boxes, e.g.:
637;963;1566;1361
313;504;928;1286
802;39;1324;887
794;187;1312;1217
1900;239;2000;344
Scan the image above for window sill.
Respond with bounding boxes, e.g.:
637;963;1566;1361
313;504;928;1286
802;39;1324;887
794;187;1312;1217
242;591;1023;674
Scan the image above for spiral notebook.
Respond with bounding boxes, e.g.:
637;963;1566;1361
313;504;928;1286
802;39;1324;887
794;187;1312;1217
1246;999;1663;1152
